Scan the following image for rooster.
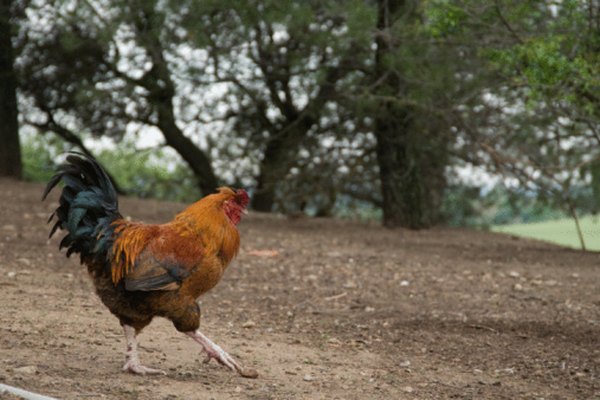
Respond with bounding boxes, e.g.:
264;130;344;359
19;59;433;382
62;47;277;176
43;152;257;378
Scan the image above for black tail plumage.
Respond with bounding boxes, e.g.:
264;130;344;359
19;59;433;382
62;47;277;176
43;152;121;263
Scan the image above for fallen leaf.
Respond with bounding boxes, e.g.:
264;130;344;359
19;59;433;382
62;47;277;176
247;249;280;257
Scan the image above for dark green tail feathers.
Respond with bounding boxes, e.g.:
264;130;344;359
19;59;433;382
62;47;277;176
43;152;121;263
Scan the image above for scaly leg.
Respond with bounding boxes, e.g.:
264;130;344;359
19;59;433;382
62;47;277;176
122;324;166;375
185;330;258;378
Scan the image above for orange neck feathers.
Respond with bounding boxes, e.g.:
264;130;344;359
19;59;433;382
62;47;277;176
172;187;248;264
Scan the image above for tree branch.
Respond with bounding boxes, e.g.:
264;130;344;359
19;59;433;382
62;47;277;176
26;115;126;195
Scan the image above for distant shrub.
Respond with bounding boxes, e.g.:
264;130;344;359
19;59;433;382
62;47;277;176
21;136;58;183
21;134;201;203
97;148;201;203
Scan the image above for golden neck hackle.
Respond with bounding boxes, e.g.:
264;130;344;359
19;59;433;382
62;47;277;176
172;191;241;265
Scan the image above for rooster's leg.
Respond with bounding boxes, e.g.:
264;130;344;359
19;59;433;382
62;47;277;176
122;324;166;375
185;330;258;378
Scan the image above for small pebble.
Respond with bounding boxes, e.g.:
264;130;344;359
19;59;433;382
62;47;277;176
513;283;523;291
242;321;256;328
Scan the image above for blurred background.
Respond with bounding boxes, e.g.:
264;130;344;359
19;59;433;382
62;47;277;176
1;0;599;247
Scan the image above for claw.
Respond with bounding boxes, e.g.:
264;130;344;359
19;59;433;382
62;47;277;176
123;359;167;376
187;330;259;379
202;342;237;371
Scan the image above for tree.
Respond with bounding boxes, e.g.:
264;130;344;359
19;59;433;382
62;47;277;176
447;0;600;247
15;0;595;232
17;0;375;210
364;0;460;228
189;0;454;222
372;0;428;228
180;0;374;211
16;0;218;195
0;0;21;178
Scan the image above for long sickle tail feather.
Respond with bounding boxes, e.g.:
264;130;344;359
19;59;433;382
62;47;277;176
43;152;121;264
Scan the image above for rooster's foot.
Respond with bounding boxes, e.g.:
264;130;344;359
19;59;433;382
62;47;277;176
186;330;258;378
122;359;166;375
121;323;166;376
201;341;239;370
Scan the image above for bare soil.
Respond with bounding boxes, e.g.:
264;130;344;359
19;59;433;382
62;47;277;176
0;178;598;400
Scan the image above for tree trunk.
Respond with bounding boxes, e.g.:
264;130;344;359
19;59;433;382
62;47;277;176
0;0;21;178
155;99;219;196
372;0;444;229
374;115;426;229
251;109;321;211
252;133;291;212
250;26;349;212
374;120;446;229
132;7;219;197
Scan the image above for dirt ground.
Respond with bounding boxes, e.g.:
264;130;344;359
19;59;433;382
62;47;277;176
0;178;598;400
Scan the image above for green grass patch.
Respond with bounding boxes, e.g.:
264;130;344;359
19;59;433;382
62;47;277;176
492;215;600;251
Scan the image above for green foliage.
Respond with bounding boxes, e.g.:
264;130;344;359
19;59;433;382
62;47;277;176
14;0;600;228
425;0;468;38
441;184;493;228
483;1;599;116
583;160;600;213
490;191;565;225
334;196;382;221
22;133;200;203
21;136;57;182
97;148;201;203
343;0;377;46
488;35;598;109
442;184;571;228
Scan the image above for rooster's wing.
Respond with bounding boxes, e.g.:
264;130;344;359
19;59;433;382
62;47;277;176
114;225;204;291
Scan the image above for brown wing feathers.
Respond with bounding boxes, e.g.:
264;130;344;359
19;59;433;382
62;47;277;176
111;221;159;284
